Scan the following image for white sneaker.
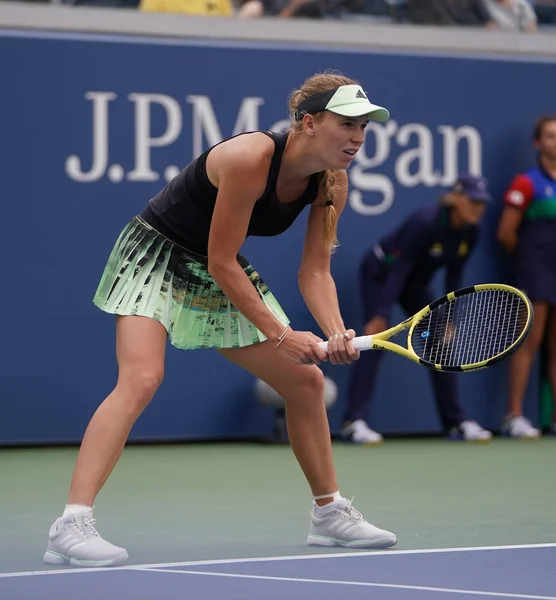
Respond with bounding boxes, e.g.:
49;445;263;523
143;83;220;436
307;497;397;549
502;415;541;439
450;420;492;442
341;420;383;445
43;511;129;567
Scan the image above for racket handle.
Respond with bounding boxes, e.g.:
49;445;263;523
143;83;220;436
318;335;374;353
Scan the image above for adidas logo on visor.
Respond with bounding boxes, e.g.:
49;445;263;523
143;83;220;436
355;90;367;99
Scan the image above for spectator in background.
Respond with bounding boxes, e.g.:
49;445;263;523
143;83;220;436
342;174;493;445
497;115;556;439
484;0;538;30
406;0;496;27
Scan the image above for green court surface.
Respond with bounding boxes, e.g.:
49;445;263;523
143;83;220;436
1;438;554;575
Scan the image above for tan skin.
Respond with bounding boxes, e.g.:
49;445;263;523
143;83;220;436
497;120;556;419
364;193;486;336
67;111;369;509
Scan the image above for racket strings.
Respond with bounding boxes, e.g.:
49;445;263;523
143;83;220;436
411;290;529;367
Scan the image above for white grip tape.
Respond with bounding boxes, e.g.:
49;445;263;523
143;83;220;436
318;335;373;353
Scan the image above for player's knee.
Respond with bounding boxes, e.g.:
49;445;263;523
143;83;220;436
117;365;164;410
132;367;164;398
286;367;325;407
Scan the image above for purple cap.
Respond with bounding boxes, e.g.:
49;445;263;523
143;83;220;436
453;173;492;202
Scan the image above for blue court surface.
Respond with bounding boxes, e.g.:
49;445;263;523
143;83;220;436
2;544;556;600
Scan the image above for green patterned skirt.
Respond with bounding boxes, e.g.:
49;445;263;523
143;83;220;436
93;216;290;350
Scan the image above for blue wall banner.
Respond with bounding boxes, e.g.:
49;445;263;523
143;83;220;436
2;31;554;444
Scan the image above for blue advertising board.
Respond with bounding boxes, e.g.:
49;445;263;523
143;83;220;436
1;30;554;443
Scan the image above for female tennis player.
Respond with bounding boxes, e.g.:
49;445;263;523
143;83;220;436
43;72;397;567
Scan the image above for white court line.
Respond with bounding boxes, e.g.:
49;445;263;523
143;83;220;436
1;542;556;579
134;567;556;600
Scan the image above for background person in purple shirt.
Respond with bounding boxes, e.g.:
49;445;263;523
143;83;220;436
342;174;493;445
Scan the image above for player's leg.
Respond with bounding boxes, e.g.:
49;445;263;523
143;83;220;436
44;315;167;567
220;343;336;496
68;315;167;505
399;287;491;442
219;342;397;549
503;301;548;438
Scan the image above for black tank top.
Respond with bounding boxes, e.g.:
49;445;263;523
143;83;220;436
140;131;320;255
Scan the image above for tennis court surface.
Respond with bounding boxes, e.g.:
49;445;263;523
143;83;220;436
1;439;555;599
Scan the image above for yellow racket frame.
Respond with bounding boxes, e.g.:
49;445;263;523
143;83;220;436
354;284;533;372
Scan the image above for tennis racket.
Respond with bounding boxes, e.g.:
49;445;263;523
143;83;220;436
318;284;533;372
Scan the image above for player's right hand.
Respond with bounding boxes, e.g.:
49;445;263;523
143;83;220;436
276;329;328;366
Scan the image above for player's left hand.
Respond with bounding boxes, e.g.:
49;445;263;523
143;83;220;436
327;329;360;365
